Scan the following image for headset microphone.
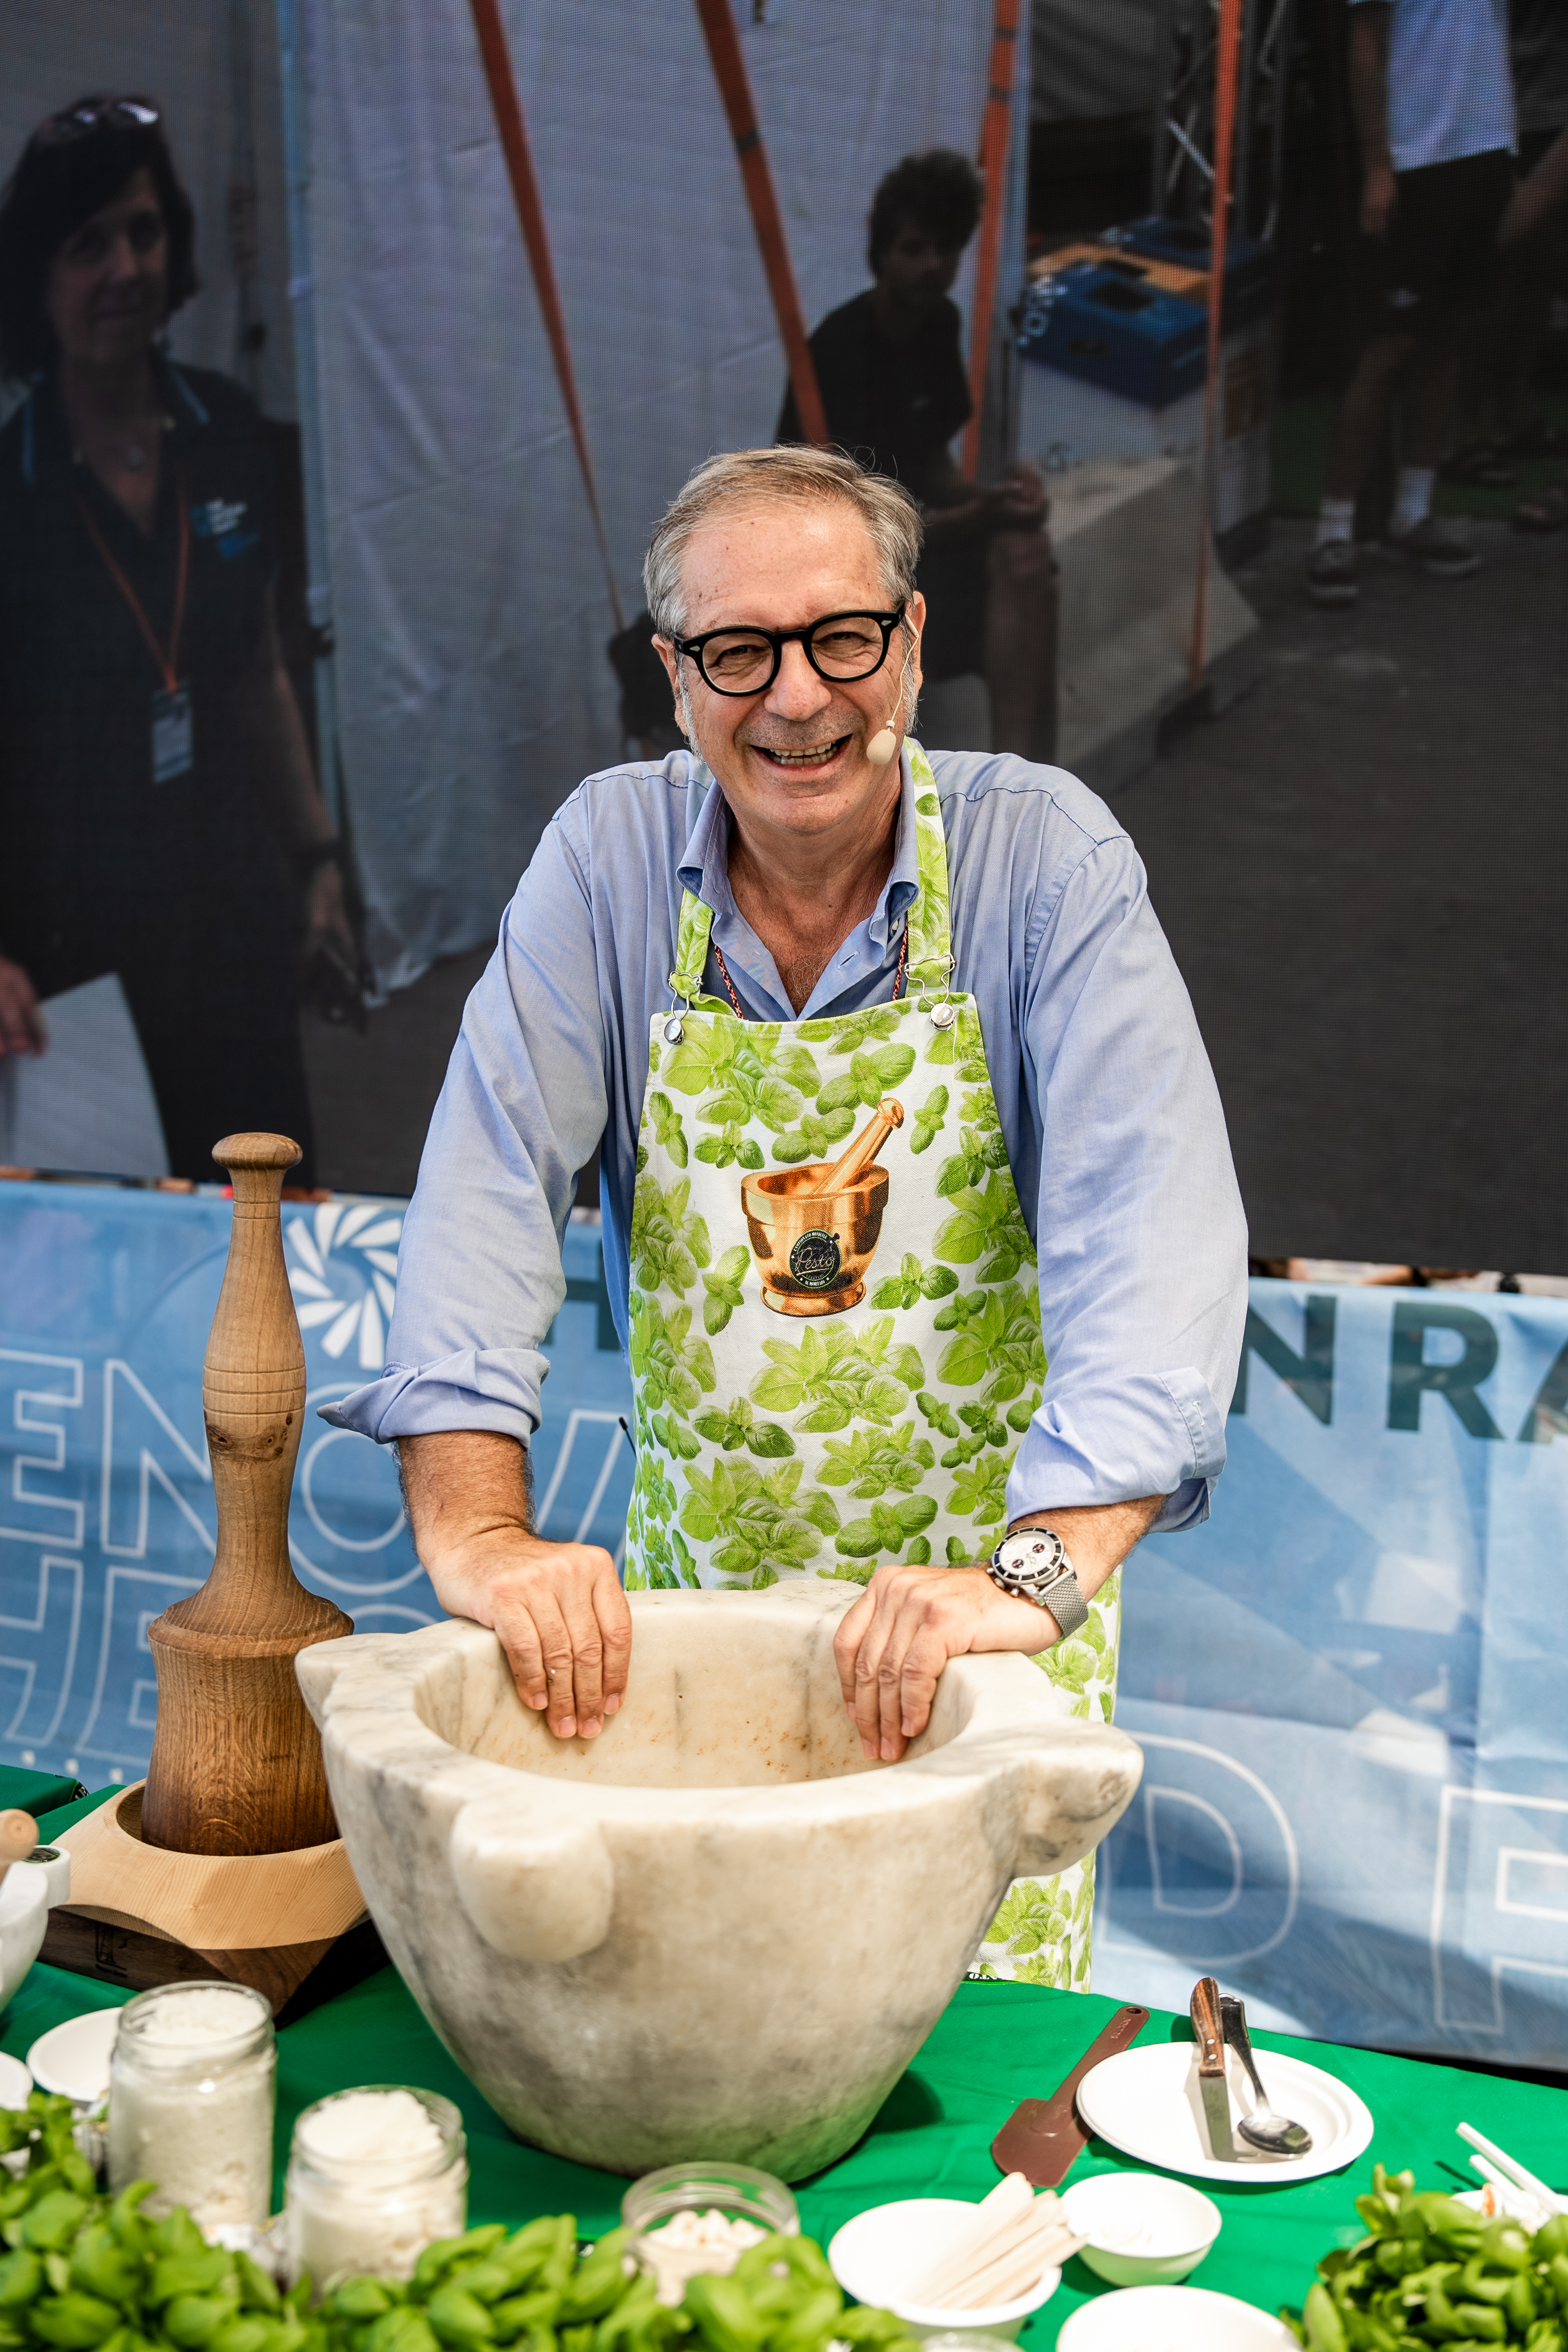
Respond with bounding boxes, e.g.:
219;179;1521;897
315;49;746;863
865;723;898;768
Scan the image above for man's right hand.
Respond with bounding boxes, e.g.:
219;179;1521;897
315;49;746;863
0;957;46;1058
399;1430;632;1739
1361;160;1397;237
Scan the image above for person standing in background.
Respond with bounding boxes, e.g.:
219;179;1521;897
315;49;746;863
1495;0;1568;529
1307;0;1516;606
0;98;364;1180
778;150;1057;762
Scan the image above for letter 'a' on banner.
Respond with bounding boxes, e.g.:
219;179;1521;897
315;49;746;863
692;0;829;449
467;0;626;630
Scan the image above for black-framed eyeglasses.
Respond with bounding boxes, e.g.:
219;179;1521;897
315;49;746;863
673;608;904;697
35;97;162;150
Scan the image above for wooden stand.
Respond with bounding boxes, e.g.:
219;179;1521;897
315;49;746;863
44;1134;380;2015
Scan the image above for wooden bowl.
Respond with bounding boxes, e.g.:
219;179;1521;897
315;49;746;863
741;1163;889;1316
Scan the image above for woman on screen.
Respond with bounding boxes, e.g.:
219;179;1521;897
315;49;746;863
0;96;363;1182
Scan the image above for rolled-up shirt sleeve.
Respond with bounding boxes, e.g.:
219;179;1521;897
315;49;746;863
322;805;609;1447
1005;834;1247;1534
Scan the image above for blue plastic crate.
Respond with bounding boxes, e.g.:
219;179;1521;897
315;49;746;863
1110;215;1277;332
1017;261;1208;408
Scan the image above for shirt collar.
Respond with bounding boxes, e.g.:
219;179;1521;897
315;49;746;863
19;349;206;488
674;745;923;948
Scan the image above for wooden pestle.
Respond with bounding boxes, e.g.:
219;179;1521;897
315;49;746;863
140;1134;353;1858
802;1097;904;1198
0;1810;37;1893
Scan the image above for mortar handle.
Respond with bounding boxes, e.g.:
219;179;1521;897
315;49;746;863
450;1791;615;1963
1008;1720;1144;1880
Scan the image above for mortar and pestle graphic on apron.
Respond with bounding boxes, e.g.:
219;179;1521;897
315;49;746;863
623;747;1121;1988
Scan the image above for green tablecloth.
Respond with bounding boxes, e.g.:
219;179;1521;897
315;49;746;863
0;1766;87;1822
4;1814;1565;2345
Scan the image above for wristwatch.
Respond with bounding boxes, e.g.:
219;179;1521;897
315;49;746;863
987;1526;1089;1635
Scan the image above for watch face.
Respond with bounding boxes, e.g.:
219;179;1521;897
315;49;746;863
996;1531;1066;1586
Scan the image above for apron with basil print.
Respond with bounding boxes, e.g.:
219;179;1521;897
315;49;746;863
621;744;1121;1989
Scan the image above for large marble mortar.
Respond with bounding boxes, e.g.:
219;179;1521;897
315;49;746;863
298;1583;1142;2181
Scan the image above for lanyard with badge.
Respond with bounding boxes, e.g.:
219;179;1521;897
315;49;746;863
74;473;193;783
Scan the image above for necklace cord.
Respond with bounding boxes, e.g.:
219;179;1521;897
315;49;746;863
710;920;910;1020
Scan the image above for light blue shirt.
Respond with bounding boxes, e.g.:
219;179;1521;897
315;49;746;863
1350;0;1514;173
327;747;1248;1534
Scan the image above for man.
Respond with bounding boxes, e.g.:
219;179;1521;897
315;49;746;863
777;150;1056;762
329;445;1247;1989
1307;0;1516;606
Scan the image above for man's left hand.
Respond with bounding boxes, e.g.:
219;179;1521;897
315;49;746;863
832;1562;1059;1763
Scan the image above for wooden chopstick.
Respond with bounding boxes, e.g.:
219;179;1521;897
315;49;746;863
914;2176;1035;2304
915;2186;1081;2309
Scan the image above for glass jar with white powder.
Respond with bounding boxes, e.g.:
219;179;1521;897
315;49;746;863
282;2086;467;2293
107;1980;276;2233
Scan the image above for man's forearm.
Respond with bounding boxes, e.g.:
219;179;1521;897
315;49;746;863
1348;6;1392;174
399;1428;533;1567
1007;1495;1165;1596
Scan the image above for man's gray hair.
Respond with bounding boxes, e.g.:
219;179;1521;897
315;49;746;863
644;446;924;640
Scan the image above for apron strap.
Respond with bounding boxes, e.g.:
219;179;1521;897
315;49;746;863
904;742;956;995
667;742;957;1010
669;888;717;1007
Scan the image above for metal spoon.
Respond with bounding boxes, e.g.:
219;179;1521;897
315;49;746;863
1221;1995;1313;2156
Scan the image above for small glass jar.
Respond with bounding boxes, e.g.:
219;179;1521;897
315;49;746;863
622;2162;798;2304
282;2085;467;2293
107;1979;275;2233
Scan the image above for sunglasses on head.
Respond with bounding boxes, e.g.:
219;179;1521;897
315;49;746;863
34;97;161;150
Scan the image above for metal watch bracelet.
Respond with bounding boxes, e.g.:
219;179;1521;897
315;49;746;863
986;1527;1090;1636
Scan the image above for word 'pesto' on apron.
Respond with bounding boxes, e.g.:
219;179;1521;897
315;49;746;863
622;745;1121;1990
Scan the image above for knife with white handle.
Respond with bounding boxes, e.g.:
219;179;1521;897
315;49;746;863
1190;1976;1236;2162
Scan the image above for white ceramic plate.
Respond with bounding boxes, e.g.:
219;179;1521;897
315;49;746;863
27;2008;121;2103
1056;2284;1299;2351
0;2052;32;2110
1075;2040;1374;2187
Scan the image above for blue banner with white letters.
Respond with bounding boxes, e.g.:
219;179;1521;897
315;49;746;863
2;1182;1565;2064
0;1184;629;1790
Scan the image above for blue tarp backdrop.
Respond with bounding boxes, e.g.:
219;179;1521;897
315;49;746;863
2;1179;1565;2064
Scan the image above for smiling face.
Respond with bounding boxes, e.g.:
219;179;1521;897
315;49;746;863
653;497;924;847
43;165;168;372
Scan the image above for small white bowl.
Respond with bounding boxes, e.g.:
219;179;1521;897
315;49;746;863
27;2007;121;2104
828;2199;1061;2342
0;2051;32;2112
1056;2285;1297;2352
0;1867;48;2016
1060;2171;1221;2286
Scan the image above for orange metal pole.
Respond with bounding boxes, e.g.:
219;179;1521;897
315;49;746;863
963;0;1022;482
468;0;625;630
692;0;829;448
1188;0;1246;691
